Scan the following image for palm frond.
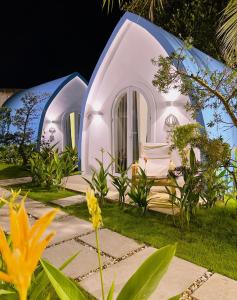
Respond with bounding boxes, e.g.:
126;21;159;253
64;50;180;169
102;0;123;13
218;0;237;63
102;0;167;20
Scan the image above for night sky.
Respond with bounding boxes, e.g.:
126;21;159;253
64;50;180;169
0;1;122;88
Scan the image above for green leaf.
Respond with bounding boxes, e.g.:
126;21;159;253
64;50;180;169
0;290;15;295
29;268;50;300
40;259;86;300
106;281;115;300
30;252;80;300
117;244;176;300
59;251;80;271
168;295;181;300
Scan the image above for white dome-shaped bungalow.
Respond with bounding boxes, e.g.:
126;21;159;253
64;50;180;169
80;12;237;174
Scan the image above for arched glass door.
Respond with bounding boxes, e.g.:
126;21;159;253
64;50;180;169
64;112;80;149
113;88;150;173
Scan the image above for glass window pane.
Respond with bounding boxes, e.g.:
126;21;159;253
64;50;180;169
132;91;148;162
70;112;76;149
115;93;127;172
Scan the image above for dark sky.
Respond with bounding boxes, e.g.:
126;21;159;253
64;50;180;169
0;1;122;88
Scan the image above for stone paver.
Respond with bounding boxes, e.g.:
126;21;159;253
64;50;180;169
51;195;86;207
64;175;118;199
0;187;11;198
43;240;110;279
80;247;207;300
79;228;144;258
24;199;47;209
27;205;67;219
45;215;93;245
0;205;10;216
0;177;32;186
192;273;237;300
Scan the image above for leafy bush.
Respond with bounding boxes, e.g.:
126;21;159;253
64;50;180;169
167;148;203;229
83;159;111;206
171;123;202;166
198;135;231;169
110;165;129;207
30;146;78;189
201;169;230;208
0;144;35;166
128;167;154;215
61;146;79;177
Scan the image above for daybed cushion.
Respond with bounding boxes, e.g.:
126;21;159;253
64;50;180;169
138;158;170;178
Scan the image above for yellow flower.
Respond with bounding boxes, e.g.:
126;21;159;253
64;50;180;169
86;190;103;230
0;197;58;300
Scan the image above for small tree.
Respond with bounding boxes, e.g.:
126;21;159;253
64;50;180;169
0;107;12;145
12;92;47;166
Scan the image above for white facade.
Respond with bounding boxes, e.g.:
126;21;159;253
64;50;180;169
81;19;196;174
42;76;87;151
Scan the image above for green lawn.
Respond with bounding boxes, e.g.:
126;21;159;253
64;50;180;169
64;199;237;281
8;182;79;202
0;163;30;180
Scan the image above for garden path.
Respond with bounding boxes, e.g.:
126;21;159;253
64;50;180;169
0;176;32;186
0;186;236;299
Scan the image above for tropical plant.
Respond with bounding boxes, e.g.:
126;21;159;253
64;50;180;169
109;164;129;207
128;167;154;215
218;0;237;64
103;0;227;61
102;0;166;20
30;152;62;189
0;145;22;165
61;146;79;177
83;159;111;206
167;148;202;229
30;145;78;189
171;123;202;166
201;169;230;208
226;148;237;190
0;192;58;300
198;135;231;170
85;189;179;300
0;191;90;300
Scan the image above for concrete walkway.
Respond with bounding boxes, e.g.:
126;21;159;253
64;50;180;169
0;176;32;186
0;185;237;299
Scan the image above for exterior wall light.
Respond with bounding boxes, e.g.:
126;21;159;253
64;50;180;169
165;114;179;144
87;110;104;119
165;114;179;127
49;126;56;142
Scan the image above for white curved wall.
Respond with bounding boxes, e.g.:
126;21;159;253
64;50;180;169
82;20;195;173
42;77;87;151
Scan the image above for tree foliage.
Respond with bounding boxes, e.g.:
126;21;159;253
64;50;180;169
152;41;237;129
218;0;237;64
0;92;47;166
